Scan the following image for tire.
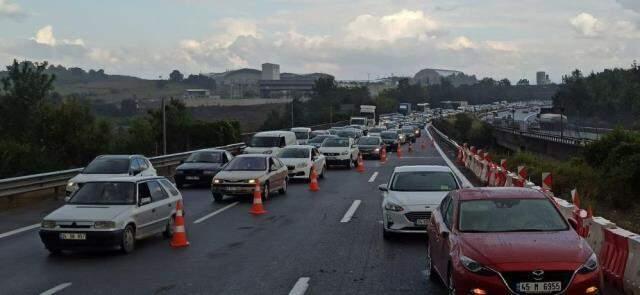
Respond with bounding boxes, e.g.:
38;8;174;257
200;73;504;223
212;193;224;202
120;225;136;254
262;183;270;201
346;160;352;169
162;216;175;239
447;266;455;295
279;178;288;194
427;244;439;282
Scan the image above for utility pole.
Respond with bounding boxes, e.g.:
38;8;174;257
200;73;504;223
162;97;167;155
290;92;294;128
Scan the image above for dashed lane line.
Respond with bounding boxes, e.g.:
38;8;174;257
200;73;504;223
288;277;310;295
0;223;40;239
40;282;72;295
193;202;239;224
368;172;379;183
340;200;362;223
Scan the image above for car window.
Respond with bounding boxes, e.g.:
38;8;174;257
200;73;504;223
390;171;458;191
138;182;152;203
250;136;280;147
140;158;149;169
69;182;136;205
444;198;454;229
148;180;168;201
159;179;179;196
185;151;222;163
83;158;130;174
224;157;267;171
270;158;281;169
130;158;141;172
278;148;310;159
458;199;569;233
440;194;451;217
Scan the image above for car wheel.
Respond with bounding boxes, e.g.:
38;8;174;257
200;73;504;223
427;244;438;282
447;266;455;295
121;225;136;254
212;193;224;202
162;215;175;239
279;178;288;194
346;159;353;169
262;183;270;201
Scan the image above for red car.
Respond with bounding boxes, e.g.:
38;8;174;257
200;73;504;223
427;187;602;295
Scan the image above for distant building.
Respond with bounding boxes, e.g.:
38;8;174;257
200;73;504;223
261;63;280;80
184;89;211;98
412;68;477;87
536;71;551;85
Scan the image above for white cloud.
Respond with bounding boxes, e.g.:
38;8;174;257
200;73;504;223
33;25;56;46
441;36;476;50
616;0;640;13
346;10;439;42
570;13;604;37
0;0;25;20
485;41;518;52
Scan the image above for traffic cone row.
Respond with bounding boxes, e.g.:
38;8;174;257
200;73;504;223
380;146;387;164
249;180;267;215
309;167;320;192
170;200;190;248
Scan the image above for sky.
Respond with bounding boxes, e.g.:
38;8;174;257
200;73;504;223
0;0;639;82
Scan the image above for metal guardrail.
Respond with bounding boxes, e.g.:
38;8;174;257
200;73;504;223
0;143;246;199
492;126;591;146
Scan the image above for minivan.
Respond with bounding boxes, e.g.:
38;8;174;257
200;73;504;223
244;131;297;155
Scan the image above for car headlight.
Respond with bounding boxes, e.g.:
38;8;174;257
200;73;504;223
175;170;184;175
212;179;222;184
263;150;273;154
94;221;117;229
203;170;217;175
296;162;308;168
247;179;256;184
41;220;56;229
578;253;598;274
374;148;380;152
460;255;494;275
340;151;349;155
66;182;79;190
384;201;404;212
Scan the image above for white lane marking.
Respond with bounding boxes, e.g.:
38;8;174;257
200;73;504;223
194;202;239;224
368;172;379;183
40;282;72;295
288;277;310;295
340;200;362;223
425;125;473;188
0;223;40;239
394;156;444;159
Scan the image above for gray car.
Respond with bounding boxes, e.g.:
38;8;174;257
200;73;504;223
211;154;289;202
40;176;182;254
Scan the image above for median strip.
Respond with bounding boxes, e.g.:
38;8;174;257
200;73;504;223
193;202;239;224
340;200;362;223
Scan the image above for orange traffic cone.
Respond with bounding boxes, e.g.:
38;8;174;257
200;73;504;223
249;180;267;215
408;142;413;153
309;167;320;192
170;200;190;248
397;145;403;158
380;147;387;164
356;154;365;173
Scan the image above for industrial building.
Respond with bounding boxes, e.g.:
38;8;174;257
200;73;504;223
536;71;551;85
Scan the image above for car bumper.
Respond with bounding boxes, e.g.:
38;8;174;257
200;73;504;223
287;167;310;179
324;155;351;163
39;229;124;250
211;184;255;195
382;209;432;233
360;150;381;158
174;174;214;186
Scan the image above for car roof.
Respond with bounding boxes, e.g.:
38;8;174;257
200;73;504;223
282;145;313;149
84;176;166;183
96;154;145;159
192;148;226;153
393;165;452;173
236;154;271;158
456;187;547;201
291;127;312;132
255;131;295;136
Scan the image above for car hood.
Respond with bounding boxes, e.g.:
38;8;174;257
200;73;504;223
244;147;278;154
460;231;591;271
70;173;130;184
45;204;133;221
388;191;448;206
319;147;349;153
215;170;266;181
280;158;309;166
176;162;224;171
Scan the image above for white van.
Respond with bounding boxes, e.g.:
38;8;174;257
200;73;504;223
291;127;312;144
244;131;298;155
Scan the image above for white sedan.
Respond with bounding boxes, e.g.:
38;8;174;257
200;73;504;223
319;137;360;169
379;165;461;239
277;145;326;180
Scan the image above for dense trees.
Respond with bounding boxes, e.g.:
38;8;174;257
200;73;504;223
169;70;184;82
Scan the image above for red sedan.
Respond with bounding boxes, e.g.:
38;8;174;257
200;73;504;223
427;187;602;295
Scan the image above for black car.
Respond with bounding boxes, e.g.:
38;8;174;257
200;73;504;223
356;136;385;159
379;131;400;151
174;149;233;188
402;127;416;143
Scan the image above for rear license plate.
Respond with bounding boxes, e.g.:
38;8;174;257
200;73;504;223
517;281;561;293
60;233;86;240
186;176;199;180
415;219;428;226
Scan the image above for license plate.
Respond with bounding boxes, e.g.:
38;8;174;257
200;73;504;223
327;157;336;160
186;176;199;180
60;233;86;240
415;219;428;225
517;281;561;293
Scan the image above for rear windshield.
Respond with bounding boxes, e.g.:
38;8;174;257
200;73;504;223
369;128;384;133
309;135;331;143
459;199;569;233
294;132;309;140
337;130;356;138
322;138;350;147
381;132;397;139
278;148;310;159
69;182;136;205
83;158;130;174
250;136;280;148
357;137;381;145
224;157;266;171
390;171;458;191
185;151;222;163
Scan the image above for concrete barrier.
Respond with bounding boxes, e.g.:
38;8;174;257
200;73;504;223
587;217;617;258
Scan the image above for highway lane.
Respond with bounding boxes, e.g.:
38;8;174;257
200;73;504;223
0;135;449;295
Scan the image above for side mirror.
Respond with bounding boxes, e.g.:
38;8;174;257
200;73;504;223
568;218;578;231
378;184;388;192
139;197;152;206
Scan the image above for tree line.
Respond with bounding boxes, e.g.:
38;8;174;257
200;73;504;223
0;60;240;178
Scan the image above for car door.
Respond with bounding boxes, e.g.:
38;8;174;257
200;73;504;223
133;182;158;238
147;180;172;233
430;194;451;277
270;157;285;188
439;195;456;276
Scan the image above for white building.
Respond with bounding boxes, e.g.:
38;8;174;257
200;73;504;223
261;63;280;80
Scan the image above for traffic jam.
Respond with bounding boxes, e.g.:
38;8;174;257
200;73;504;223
38;105;603;295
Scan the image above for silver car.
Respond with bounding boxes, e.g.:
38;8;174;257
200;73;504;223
211;154;289;202
40;176;182;254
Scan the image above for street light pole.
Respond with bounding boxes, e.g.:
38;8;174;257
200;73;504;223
290;92;294;128
162;97;167;155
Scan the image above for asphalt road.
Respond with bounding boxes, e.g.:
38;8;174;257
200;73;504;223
0;134;449;294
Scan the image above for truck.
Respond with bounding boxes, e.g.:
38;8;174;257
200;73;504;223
359;105;376;127
398;103;411;116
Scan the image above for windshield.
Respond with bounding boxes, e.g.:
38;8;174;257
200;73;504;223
185;151;222;163
390;171;458;191
294;131;309;140
250;136;280;148
357;137;380;145
278;148;309;159
459;199;569;232
350;118;365;125
337;130;356;138
322;138;350;147
69;182;135;205
402;128;413;133
309;135;331;143
224;157;266;171
369;128;384;133
381;132;397;139
83;158;130;174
